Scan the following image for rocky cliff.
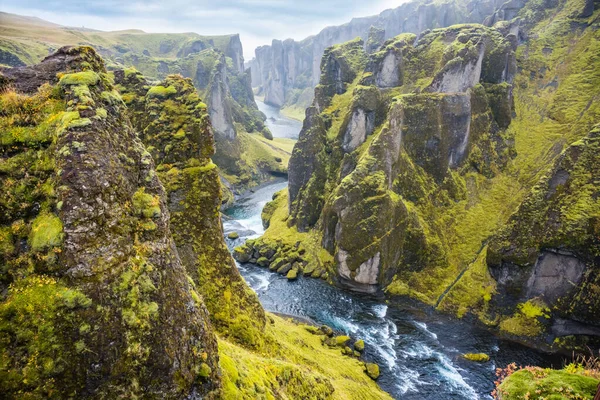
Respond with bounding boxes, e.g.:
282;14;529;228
487;125;600;341
112;69;266;346
241;0;600;351
248;0;521;112
0;46;221;398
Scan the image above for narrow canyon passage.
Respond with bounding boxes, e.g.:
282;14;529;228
221;111;562;399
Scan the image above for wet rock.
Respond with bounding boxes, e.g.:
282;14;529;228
257;257;270;267
277;263;293;275
233;246;252;263
320;325;334;337
286;268;298;280
365;363;380;380
354;339;365;352
462;353;490;362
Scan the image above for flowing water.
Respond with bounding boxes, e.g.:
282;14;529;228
222;106;563;399
257;100;303;139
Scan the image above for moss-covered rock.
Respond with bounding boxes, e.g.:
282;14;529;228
354;339;365;352
462;353;490;362
286;268;299;280
365;363;380;380
0;46;221;398
115;71;266;348
497;366;599;400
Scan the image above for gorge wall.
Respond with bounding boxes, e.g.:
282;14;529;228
239;0;600;352
0;46;222;398
247;0;524;113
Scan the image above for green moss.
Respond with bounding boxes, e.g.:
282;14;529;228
197;362;212;379
0;275;92;396
0;227;15;256
146;85;177;98
58;71;100;86
29;212;64;251
497;367;599;400
354;339;365;352
286;268;298;280
499;300;550;337
71;84;94;105
95;108;108;119
335;335;351;347
462;353;490;362
100;90;124;105
365;363;380;380
132;187;161;218
67;118;92;129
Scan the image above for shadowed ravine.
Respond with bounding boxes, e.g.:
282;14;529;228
221;109;563;400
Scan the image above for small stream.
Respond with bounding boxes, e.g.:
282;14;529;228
222;104;563;399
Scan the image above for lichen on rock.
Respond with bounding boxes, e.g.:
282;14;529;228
0;46;221;398
114;70;266;348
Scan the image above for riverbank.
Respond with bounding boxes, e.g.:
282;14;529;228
223;180;564;399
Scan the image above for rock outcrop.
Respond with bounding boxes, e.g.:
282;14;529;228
248;0;524;111
113;69;266;347
208;55;237;141
0;46;221;398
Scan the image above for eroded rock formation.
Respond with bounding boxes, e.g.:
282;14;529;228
0;46;221;398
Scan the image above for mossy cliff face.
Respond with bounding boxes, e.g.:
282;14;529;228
252;0;600;350
114;70;266;348
0;47;221;398
284;25;517;291
487;125;600;342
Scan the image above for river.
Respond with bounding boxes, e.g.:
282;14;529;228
221;103;562;399
256;99;303;139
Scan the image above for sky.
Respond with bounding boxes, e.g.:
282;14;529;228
1;0;405;60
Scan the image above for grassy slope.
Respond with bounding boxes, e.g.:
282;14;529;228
280;105;305;121
219;313;392;400
217;131;296;188
433;1;600;318
0;12;234;65
498;367;599;400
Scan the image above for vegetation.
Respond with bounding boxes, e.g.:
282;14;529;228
494;362;600;400
219;314;391;399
